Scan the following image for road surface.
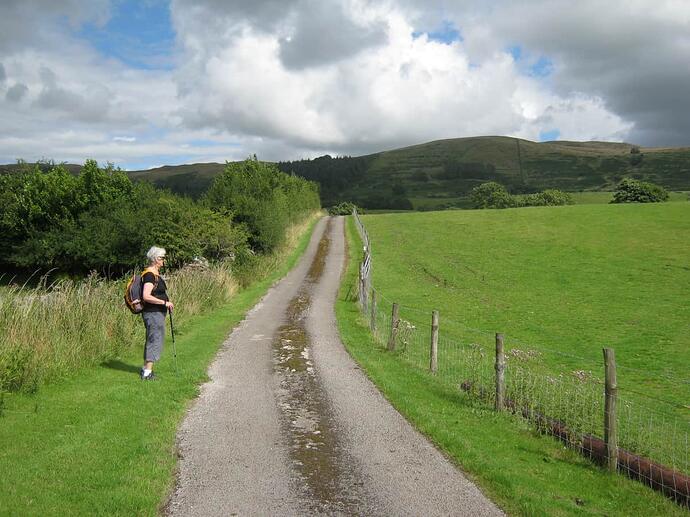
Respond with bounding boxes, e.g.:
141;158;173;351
167;216;503;516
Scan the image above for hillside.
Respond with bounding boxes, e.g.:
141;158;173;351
302;136;690;209
3;136;690;209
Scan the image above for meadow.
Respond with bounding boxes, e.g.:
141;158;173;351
337;214;688;515
349;203;689;505
359;203;689;400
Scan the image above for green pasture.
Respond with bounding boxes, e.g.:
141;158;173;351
337;217;686;516
360;203;690;412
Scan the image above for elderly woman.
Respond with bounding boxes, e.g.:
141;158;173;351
140;246;174;381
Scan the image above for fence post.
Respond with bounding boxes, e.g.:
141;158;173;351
603;347;618;473
370;290;377;332
495;333;505;411
430;310;439;374
358;266;363;309
387;303;399;351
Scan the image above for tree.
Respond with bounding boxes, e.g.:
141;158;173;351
470;182;516;209
611;178;668;203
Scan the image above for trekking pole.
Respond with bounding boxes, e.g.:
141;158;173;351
169;306;178;376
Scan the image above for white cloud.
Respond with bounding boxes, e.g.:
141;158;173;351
171;0;633;158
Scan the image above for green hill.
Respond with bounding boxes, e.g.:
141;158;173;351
298;136;690;210
4;136;690;209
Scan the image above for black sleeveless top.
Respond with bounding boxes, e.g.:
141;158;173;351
142;271;169;314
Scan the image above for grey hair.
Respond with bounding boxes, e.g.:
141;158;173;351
146;246;166;265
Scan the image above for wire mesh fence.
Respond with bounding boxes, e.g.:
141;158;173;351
351;209;690;507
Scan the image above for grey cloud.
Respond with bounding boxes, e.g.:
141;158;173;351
171;0;297;37
446;1;690;146
0;63;5;83
35;68;112;123
6;83;28;102
278;2;387;69
0;0;110;52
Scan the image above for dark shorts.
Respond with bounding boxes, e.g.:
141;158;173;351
142;311;166;362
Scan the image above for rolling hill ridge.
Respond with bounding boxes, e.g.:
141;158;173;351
3;136;689;210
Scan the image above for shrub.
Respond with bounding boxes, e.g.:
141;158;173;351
328;202;359;216
611;178;669;203
204;157;320;253
519;189;574;207
471;182;516;209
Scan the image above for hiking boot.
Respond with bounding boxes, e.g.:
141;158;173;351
141;371;157;381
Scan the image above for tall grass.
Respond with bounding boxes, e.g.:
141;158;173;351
0;212;321;394
0;265;238;393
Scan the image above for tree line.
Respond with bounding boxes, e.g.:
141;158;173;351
0;157;320;278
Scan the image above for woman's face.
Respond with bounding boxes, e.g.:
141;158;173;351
156;256;165;268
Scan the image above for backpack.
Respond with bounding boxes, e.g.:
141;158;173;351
124;268;159;314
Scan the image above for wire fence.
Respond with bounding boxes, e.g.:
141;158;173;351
352;209;690;507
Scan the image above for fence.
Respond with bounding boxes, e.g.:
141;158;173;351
352;208;690;507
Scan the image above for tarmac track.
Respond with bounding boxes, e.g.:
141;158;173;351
167;216;503;516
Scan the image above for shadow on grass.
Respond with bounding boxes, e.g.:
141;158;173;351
101;359;141;374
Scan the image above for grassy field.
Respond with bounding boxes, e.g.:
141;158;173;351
0;214;320;515
359;203;690;402
349;203;689;500
337;216;686;516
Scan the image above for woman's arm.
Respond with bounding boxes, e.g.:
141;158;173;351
142;282;167;306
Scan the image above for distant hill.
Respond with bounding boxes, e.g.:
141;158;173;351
3;136;689;210
285;136;690;209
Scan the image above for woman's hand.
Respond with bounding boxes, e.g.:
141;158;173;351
165;301;174;312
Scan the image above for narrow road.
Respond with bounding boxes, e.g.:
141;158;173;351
167;217;503;516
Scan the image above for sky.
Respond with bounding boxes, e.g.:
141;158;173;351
0;0;688;170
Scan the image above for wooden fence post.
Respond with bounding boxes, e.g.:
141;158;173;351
387;303;399;351
495;333;505;411
370;290;377;332
430;310;439;374
604;347;618;472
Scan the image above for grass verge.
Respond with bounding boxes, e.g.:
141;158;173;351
0;213;321;516
336;215;685;516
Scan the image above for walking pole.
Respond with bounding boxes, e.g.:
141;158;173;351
169;306;178;376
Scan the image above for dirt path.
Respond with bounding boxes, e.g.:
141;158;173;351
167;217;503;516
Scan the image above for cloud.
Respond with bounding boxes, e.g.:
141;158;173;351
277;1;388;69
403;0;690;146
113;136;137;143
0;63;5;83
6;83;28;103
171;0;632;159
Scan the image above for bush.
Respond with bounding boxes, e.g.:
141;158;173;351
471;182;516;209
204;157;320;253
0;161;247;276
611;178;669;203
519;189;574;207
328;202;359;216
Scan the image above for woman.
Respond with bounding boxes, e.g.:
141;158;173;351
140;246;174;381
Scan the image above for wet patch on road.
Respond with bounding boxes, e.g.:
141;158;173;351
273;219;367;514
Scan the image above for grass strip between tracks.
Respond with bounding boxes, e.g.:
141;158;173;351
336;215;685;517
0;215;320;516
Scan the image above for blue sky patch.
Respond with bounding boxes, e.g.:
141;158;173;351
413;20;462;44
507;45;554;78
530;56;554;77
539;129;560;142
76;0;175;70
507;45;522;61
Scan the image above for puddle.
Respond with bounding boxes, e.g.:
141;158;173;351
273;220;365;513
